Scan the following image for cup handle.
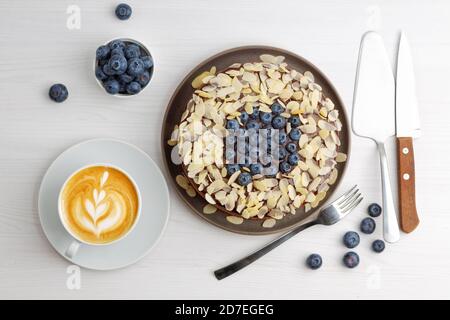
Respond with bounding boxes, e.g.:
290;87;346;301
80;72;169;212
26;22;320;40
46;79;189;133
65;240;81;259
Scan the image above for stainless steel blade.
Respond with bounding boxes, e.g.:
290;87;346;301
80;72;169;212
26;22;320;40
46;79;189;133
352;31;396;143
396;32;421;138
352;31;401;243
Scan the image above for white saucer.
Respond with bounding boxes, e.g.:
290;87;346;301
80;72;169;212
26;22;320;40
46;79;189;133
38;139;170;270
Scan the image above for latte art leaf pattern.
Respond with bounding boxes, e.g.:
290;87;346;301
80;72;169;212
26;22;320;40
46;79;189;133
100;171;109;187
81;172;114;236
61;166;139;244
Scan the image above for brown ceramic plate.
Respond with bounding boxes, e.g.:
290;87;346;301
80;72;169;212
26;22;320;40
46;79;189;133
161;46;350;235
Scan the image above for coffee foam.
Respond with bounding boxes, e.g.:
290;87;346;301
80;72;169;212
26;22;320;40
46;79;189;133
60;166;138;244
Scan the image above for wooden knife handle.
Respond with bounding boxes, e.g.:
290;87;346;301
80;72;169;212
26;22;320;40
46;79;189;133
396;137;420;233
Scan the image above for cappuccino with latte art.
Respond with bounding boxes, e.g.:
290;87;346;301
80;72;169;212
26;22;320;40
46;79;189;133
59;165;140;245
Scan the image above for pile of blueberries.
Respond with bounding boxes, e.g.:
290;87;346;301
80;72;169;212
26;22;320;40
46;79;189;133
95;39;154;95
306;203;385;270
225;102;302;186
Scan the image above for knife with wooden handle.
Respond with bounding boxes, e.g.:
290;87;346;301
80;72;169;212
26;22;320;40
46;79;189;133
396;32;421;233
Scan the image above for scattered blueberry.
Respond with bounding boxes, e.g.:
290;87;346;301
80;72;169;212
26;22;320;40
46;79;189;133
343;231;360;249
126;81;141;94
368;203;382;217
226;119;239;130
115;3;132;20
226;164;240;176
96;45;110;60
249;163;263;175
372;240;385;253
271;102;284;115
286;142;297;153
124;44;140;59
260;112;272;125
287;153;300;166
103;79;120;94
306;254;322;270
289;128;301;140
343;252;360;268
127;57;145;76
246;121;260;130
272;116;286;129
279;161;292;173
141;56;154;69
48;84;68;103
360;217;376;234
289;116;301;127
237;172;252;186
239;111;249;124
109;55;127;74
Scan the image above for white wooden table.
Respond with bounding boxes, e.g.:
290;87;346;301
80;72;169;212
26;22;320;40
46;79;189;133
1;0;449;299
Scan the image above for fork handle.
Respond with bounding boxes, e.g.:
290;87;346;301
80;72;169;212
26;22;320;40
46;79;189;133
377;142;401;243
214;221;317;280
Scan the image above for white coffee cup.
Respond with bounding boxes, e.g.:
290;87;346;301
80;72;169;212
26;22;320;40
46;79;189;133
58;163;142;258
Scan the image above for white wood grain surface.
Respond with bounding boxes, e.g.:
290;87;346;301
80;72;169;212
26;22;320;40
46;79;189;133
1;0;449;299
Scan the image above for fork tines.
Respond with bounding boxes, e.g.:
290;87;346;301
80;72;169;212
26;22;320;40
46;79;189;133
335;185;363;213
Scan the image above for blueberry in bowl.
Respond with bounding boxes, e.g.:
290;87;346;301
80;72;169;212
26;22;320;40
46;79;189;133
94;38;154;97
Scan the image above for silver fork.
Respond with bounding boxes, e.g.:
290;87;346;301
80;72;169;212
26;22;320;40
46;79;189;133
214;185;363;280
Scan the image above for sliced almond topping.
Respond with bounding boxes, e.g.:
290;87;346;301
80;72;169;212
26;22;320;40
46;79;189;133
186;186;196;197
171;54;344;221
203;204;217;214
262;218;276;228
226;215;244;225
176;175;189;190
336;152;347;163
